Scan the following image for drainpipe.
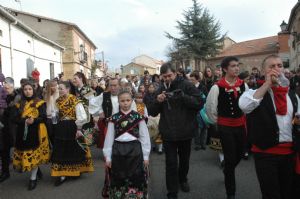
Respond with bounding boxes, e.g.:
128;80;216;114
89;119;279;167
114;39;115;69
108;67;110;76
60;49;63;74
9;20;18;77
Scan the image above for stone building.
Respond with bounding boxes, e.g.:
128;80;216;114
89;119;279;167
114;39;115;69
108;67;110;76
287;1;300;70
0;6;63;87
122;55;163;76
207;33;290;72
5;7;97;79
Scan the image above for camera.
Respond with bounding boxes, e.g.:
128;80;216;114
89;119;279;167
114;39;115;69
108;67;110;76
165;89;184;99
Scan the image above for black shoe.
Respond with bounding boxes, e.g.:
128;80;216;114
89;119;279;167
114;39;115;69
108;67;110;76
54;177;67;186
243;152;249;160
227;195;235;199
220;160;225;169
167;193;177;199
0;172;10;183
28;179;37;191
180;182;190;192
37;168;43;180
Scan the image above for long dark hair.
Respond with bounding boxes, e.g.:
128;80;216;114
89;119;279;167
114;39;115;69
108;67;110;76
19;82;40;114
74;72;87;85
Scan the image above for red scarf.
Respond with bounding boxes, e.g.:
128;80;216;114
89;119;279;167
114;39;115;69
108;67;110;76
217;77;244;98
271;86;289;115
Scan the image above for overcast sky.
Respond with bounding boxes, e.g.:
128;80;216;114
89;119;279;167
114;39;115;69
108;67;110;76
1;0;298;70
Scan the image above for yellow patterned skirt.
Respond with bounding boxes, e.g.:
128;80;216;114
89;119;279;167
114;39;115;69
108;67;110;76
51;148;94;176
13;124;50;172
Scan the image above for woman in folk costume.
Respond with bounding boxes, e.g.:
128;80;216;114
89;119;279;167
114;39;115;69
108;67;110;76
103;90;151;199
73;72;95;132
12;82;50;190
51;81;94;186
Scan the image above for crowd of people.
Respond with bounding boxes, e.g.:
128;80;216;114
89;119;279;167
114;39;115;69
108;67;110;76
0;54;300;199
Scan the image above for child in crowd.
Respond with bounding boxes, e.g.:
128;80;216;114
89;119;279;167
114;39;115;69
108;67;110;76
138;84;146;98
135;92;148;118
143;83;163;154
103;89;151;199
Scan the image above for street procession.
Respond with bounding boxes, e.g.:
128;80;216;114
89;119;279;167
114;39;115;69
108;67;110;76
1;0;300;199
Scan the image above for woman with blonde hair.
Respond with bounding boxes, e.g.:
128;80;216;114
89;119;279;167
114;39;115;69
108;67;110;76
44;80;59;145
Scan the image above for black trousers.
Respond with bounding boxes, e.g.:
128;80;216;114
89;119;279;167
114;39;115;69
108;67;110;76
0;146;10;174
219;125;245;196
163;139;192;195
254;153;294;199
293;174;300;199
45;118;54;147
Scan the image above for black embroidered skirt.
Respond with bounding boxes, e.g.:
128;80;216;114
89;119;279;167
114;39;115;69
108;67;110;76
51;120;94;176
110;140;148;198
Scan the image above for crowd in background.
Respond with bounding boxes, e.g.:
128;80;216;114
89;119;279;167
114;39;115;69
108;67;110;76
1;58;300;199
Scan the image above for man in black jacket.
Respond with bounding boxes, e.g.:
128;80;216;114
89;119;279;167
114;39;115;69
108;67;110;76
148;62;202;199
0;77;19;183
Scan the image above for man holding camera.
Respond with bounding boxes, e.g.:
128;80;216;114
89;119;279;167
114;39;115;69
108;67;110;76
148;62;202;199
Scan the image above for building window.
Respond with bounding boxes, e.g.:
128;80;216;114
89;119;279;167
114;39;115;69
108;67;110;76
38;18;42;22
26;58;34;78
50;63;54;79
283;60;289;68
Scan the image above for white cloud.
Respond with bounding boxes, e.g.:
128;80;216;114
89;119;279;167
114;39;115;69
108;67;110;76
1;0;299;70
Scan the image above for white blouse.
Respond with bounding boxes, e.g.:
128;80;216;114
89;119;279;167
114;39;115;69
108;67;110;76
46;92;59;118
75;103;88;129
103;113;151;162
89;93;137;117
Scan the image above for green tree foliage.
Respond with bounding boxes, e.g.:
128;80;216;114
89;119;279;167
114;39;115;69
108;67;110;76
166;0;225;60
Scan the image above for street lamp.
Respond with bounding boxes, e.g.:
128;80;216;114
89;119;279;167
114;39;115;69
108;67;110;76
280;20;288;32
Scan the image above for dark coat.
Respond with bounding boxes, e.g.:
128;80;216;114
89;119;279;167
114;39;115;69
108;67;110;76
147;76;202;141
1;91;20;149
12;100;47;151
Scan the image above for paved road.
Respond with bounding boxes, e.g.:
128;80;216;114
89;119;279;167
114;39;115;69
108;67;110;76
0;146;261;199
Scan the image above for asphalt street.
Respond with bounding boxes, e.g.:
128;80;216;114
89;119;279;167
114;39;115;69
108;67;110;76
0;146;261;199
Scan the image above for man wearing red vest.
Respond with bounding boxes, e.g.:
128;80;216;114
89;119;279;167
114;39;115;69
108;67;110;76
239;54;300;199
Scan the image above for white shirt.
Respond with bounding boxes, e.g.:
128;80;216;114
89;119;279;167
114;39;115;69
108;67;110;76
239;89;300;142
103;110;151;162
46;91;59;118
89;93;137;116
205;83;249;124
